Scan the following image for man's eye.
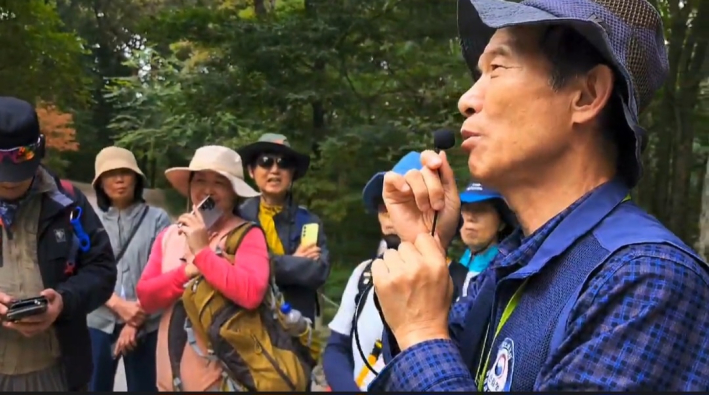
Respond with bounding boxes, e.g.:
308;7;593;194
491;64;504;71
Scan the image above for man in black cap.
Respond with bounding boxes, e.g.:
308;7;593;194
238;133;330;323
0;97;116;391
368;0;709;392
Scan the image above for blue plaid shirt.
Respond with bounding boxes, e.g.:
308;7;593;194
369;196;709;391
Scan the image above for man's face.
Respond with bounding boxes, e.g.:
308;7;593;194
457;27;578;186
0;178;33;200
249;153;295;198
460;201;502;251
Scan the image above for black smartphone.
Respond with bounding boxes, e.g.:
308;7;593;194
5;296;48;322
195;196;222;229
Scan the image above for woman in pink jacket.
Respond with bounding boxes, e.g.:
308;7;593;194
136;146;269;392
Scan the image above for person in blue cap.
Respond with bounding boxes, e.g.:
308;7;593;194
322;151;468;392
454;181;515;298
366;0;709;392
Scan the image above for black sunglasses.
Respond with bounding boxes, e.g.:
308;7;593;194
255;154;295;170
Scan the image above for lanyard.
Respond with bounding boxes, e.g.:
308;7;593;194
475;279;529;391
355;340;383;387
473;193;632;390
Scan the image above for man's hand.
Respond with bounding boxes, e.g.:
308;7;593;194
383;150;460;249
295;243;320;260
178;207;210;255
113;300;146;327
113;325;138;357
0;291;13;317
3;289;63;338
295;243;321;260
371;233;453;351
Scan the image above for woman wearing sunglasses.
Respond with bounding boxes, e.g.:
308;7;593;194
238;133;330;324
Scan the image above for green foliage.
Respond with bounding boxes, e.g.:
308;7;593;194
103;0;472;286
0;0;89;106
41;0;709;298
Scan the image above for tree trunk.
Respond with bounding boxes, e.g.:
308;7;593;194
667;0;709;239
695;156;709;260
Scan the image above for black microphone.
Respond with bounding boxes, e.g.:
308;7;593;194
433;129;456;152
430;129;456;236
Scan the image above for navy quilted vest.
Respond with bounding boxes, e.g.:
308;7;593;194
462;179;704;391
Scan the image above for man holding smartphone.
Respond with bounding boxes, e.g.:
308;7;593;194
238;133;330;323
0;97;117;391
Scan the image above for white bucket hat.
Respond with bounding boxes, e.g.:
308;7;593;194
92;146;146;189
164;145;260;199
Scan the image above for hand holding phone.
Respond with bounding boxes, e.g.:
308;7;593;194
301;223;319;246
5;296;48;322
295;223;321;260
177;196;222;254
1;289;63;338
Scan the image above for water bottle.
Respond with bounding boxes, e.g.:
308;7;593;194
280;303;309;336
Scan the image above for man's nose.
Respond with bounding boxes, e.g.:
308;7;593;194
457;79;485;117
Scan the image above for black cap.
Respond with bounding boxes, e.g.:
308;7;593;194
0;97;43;182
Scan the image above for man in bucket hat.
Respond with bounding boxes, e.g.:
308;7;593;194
367;0;709;392
238;134;330;323
0;97;116;391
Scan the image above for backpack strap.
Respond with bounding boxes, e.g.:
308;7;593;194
168;300;189;391
57;179;90;275
350;259;374;338
59;179;75;197
222;221;258;257
292;206;310;245
169;222;257;391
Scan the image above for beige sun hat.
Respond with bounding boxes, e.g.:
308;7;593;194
164;145;260;198
92;146;146;189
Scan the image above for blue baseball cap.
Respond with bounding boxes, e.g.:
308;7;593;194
459;181;502;204
457;0;668;188
362;151;422;214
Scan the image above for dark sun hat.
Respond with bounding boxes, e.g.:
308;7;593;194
237;133;310;180
457;0;669;187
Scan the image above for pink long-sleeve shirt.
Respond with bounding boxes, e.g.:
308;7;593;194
136;220;269;391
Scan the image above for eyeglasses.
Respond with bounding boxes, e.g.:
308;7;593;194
255;154;295;170
0;137;39;164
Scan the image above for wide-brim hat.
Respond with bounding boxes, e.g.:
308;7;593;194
0;97;44;183
165;145;260;199
237;133;310;180
92;146;146;189
362;151;422;214
457;0;669;187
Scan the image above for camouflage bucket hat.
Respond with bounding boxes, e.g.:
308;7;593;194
237;133;311;180
457;0;669;187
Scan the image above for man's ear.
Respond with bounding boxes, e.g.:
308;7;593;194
570;64;614;126
248;166;255;179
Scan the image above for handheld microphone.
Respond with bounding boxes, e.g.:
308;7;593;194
430;129;456;236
